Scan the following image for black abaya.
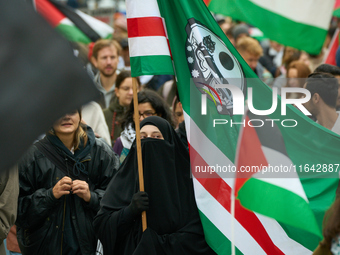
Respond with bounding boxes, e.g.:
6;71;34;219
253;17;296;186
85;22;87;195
94;116;216;255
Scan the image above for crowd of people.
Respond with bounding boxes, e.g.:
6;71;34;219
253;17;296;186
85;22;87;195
2;7;340;255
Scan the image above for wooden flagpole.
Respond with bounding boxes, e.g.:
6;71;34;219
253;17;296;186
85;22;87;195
132;77;147;231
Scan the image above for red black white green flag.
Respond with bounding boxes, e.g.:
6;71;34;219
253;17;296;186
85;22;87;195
334;0;340;17
235;111;322;243
323;28;340;66
205;0;333;55
34;0;113;44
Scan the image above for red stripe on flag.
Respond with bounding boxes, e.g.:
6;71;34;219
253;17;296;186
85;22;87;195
203;0;212;5
334;0;340;10
35;0;66;27
190;145;285;255
127;17;166;38
324;29;339;66
235;115;268;193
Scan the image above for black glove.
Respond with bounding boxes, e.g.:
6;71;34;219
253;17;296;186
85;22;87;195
127;191;149;217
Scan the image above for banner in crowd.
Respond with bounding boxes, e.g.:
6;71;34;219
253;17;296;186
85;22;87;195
324;28;340;65
126;0;174;76
205;0;334;55
126;0;340;254
34;0;113;43
334;0;340;17
234;111;322;241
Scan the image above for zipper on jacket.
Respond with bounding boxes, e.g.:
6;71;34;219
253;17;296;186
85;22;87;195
61;157;68;255
60;195;67;255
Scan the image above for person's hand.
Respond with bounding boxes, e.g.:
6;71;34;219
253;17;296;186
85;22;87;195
53;176;72;199
71;180;91;202
128;192;149;217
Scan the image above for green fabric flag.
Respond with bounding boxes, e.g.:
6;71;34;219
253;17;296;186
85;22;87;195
206;0;333;55
126;0;340;253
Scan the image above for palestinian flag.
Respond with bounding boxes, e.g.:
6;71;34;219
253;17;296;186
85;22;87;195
323;28;339;66
235;112;322;241
126;0;340;253
334;0;340;17
34;0;113;44
205;0;334;55
126;0;174;77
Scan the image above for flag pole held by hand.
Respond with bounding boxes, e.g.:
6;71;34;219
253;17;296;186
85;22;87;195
132;77;147;231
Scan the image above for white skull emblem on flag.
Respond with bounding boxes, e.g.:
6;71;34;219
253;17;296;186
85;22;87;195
185;18;246;115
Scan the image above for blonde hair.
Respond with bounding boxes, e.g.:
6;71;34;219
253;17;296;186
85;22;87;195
49;111;88;150
236;37;263;58
73;123;88;150
92;39;122;59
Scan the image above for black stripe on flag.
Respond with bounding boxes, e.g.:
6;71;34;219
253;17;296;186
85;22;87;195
49;0;101;42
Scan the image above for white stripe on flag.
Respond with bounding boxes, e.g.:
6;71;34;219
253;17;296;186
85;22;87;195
193;178;266;255
252;146;309;202
250;0;333;29
184;112;235;185
185;111;310;253
128;36;171;57
60;17;74;26
255;213;312;254
126;0;161;18
75;10;113;38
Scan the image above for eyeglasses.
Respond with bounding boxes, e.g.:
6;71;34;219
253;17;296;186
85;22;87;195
139;111;156;118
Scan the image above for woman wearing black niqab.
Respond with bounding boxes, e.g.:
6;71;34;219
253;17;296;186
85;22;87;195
94;116;216;254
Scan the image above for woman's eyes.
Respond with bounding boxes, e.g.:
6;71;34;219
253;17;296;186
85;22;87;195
152;135;163;139
140;135;162;139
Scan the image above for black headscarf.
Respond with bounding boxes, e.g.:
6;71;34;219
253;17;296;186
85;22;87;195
94;116;215;255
